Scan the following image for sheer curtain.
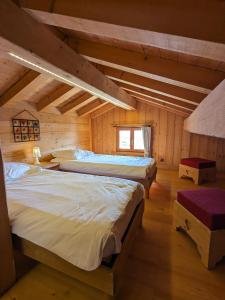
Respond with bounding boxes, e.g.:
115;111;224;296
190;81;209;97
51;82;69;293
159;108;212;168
142;126;152;157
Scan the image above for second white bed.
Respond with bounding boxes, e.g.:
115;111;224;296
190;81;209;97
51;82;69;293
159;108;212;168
52;153;156;180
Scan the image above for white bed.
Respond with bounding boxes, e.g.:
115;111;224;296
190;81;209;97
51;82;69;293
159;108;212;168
50;150;157;195
5;162;143;271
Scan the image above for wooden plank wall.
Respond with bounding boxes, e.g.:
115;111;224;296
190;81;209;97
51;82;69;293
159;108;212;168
91;102;225;172
0;105;91;162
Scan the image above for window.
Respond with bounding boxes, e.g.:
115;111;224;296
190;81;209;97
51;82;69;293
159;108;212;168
117;127;144;152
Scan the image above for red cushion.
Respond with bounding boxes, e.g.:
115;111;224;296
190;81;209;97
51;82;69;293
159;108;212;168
181;157;216;169
177;189;225;230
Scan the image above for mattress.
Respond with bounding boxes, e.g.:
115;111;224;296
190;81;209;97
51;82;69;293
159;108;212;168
6;167;143;271
52;154;156;179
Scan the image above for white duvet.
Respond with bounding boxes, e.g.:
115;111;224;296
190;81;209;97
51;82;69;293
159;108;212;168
6;167;143;271
52;154;156;179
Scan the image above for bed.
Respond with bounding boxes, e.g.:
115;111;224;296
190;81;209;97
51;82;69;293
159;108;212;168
50;149;157;198
1;160;144;296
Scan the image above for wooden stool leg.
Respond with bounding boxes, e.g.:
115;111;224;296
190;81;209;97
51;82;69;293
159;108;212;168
198;245;218;270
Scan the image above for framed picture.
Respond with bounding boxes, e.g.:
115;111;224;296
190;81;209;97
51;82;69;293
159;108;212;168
15;134;22;142
12;117;40;143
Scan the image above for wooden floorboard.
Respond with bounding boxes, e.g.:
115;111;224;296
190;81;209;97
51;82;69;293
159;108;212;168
2;169;225;300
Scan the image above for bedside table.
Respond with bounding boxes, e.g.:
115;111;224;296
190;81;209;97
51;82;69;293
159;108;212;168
37;162;60;170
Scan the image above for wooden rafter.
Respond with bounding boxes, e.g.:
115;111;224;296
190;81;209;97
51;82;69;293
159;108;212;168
18;0;225;62
90;103;115;119
119;82;196;111
0;69;39;106
132;94;190;117
36;85;73;111
59;92;96;114
69;39;225;94
0;1;136;110
96;64;204;105
77;99;106;117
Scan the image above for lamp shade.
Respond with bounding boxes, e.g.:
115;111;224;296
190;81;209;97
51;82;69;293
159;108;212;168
33;146;41;158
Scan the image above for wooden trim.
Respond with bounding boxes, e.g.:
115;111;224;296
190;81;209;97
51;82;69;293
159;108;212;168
13;200;144;296
0;149;16;295
0;1;136;110
112;123;152;128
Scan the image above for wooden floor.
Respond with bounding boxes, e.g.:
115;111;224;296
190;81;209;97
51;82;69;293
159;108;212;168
2;169;225;300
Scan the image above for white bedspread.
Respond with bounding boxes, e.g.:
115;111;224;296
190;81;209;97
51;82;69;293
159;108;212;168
6;168;143;271
52;154;156;179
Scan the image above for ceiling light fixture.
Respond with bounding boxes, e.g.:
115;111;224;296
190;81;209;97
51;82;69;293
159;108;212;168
8;52;131;110
8;52;85;89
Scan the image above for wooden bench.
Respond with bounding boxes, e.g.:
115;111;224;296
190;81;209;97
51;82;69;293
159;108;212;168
174;188;225;269
179;157;216;185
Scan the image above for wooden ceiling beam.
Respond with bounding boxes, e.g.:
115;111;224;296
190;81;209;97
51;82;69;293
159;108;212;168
18;0;225;62
0;69;39;107
128;90;193;113
90;103;115;119
77;99;106;117
118;82;195;111
69;39;224;94
95;64;204;105
0;1;136;110
59;92;97;114
36;85;73;111
132;94;190;117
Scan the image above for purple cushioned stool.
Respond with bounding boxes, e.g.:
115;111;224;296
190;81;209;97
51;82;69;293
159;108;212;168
174;188;225;269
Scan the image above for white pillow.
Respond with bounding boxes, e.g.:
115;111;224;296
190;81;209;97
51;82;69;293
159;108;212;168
4;162;34;180
51;149;76;159
75;149;94;160
52;149;94;160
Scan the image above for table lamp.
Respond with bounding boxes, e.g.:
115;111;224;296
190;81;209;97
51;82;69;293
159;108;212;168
33;146;41;165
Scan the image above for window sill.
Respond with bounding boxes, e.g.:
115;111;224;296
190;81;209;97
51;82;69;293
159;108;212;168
116;151;144;157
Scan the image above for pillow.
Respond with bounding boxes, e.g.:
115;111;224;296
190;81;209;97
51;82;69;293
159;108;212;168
51;149;94;160
51;149;76;159
4;162;35;180
74;149;94;160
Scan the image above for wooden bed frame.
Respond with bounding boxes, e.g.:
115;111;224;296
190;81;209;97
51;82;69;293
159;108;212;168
0;149;144;297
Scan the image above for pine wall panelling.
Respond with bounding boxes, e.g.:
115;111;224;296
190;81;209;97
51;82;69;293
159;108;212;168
0;105;91;162
91;102;225;172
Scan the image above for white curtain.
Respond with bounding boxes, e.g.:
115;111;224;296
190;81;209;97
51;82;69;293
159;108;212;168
142;126;152;157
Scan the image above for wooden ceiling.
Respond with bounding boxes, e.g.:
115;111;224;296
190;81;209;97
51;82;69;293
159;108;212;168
0;0;224;118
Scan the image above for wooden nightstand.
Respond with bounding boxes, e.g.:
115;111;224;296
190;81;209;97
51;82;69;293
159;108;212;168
37;162;60;170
